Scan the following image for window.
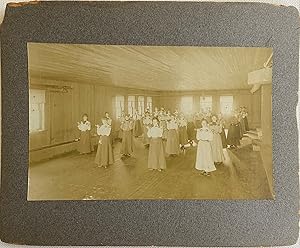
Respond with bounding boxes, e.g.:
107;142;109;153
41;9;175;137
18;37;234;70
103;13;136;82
220;96;234;115
181;96;193;114
127;96;135;116
29;89;45;133
200;96;212;113
115;95;125;119
137;96;145;115
146;96;153;113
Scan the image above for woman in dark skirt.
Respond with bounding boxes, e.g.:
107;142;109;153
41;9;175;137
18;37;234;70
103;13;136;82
147;117;166;171
187;119;196;145
178;114;188;149
235;111;243;139
165;115;180;156
240;115;246;135
133;110;143;137
120;115;134;157
209;115;225;164
95;118;114;168
227;116;241;148
104;112;113;146
159;112;168;140
142;111;152;147
116;111;125;141
218;113;228;148
77;114;94;154
238;107;246;135
242;107;249;131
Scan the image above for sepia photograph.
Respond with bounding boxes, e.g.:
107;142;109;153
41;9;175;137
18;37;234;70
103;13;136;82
27;44;273;200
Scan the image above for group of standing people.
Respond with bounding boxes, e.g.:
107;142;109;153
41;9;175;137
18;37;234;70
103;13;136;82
76;106;249;176
226;107;250;148
77;112;114;168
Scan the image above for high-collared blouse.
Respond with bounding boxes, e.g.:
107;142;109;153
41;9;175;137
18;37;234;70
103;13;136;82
78;121;91;132
178;119;187;127
167;120;178;130
196;127;213;141
97;125;111;136
147;126;163;138
143;116;152;126
121;120;134;131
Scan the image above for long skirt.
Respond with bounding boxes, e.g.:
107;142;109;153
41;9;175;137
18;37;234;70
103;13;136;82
227;124;241;146
78;131;93;154
195;140;216;172
187;122;196;141
121;130;134;154
162;129;168;140
210;133;225;162
240;118;246;135
178;126;188;145
143;126;150;145
109;134;113;146
244;116;249;131
166;129;180;155
133;120;143;137
148;138;166;170
161;121;168;140
95;136;114;167
220;128;227;148
238;122;243;139
118;130;123;140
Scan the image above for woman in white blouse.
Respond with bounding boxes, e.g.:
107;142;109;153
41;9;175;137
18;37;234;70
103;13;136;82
120;114;134;157
77;114;93;154
178;114;188;149
95;118;114;168
133;110;143;137
147;117;166;171
142;111;152;147
195;119;216;176
165;115;180;156
209;115;225;164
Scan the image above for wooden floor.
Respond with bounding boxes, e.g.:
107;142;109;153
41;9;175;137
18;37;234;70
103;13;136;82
28;137;273;200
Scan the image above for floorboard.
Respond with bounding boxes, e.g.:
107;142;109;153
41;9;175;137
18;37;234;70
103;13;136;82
28;137;273;200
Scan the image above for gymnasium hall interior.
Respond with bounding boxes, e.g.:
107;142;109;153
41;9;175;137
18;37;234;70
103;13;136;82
27;44;273;200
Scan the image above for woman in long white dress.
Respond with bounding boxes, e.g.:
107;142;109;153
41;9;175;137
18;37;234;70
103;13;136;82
195;119;216;176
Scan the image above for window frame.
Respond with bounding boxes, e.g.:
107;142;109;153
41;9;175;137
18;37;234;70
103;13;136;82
115;95;125;119
181;96;193;114
219;95;234;115
137;96;145;115
29;89;46;134
127;95;136;116
199;96;213;113
146;96;153;113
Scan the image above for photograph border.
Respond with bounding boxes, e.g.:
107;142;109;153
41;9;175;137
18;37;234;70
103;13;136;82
27;44;274;201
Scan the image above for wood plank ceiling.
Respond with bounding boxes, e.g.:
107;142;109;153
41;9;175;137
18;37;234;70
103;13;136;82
28;43;272;91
